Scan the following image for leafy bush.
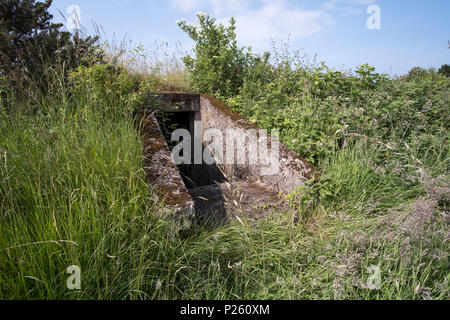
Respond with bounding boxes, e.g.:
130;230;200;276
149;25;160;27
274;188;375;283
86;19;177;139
177;13;253;97
229;48;449;167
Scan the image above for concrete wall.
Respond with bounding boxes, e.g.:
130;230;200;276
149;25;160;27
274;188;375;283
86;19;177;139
138;109;194;214
199;94;317;194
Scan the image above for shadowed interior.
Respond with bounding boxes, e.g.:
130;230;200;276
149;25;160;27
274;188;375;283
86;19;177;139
157;111;227;190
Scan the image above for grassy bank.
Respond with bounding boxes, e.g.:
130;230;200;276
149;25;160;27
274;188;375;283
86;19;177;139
0;79;448;299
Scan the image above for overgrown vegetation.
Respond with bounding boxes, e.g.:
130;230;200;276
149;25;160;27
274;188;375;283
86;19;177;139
0;0;102;110
0;7;448;300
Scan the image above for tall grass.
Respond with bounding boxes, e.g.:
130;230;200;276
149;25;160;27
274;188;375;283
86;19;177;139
1;88;158;298
101;37;193;92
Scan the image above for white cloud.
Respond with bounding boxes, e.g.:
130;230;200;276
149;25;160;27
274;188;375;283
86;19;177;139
170;0;335;48
211;0;249;15
220;1;333;47
169;0;205;13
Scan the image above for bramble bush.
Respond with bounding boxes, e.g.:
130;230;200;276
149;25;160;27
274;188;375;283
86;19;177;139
178;13;449;223
178;14;449;169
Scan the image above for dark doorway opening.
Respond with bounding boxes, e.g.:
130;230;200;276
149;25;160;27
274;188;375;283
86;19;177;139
156;111;227;190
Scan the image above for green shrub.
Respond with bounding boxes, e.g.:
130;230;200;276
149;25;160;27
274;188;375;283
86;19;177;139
230;52;448;166
177;13;253;97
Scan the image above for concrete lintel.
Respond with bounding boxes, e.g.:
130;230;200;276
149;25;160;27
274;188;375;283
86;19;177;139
146;92;201;113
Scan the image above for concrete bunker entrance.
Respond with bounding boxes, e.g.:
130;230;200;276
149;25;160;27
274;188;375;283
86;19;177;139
145;93;317;223
156;111;227;190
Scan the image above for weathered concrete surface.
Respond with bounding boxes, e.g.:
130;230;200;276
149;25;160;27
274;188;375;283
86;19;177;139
189;181;290;224
200;94;318;194
137;110;194;214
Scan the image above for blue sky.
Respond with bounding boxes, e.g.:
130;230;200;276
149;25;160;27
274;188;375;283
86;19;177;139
49;0;449;75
